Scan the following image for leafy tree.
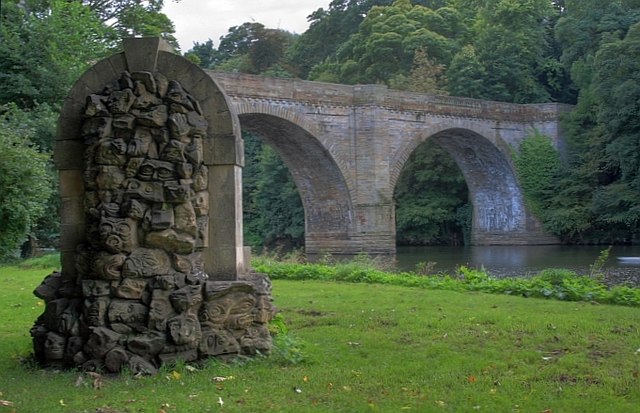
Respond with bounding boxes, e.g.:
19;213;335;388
446;45;487;98
243;134;304;249
201;23;295;75
0;0;111;109
465;0;554;103
0;105;54;260
184;39;222;68
310;0;462;85
389;46;448;93
80;0;178;47
513;131;563;221
589;21;640;236
394;142;468;245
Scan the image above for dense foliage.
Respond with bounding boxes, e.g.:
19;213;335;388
2;0;640;255
252;255;640;307
0;0;176;258
0;105;53;260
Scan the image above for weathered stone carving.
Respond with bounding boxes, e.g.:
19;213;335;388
32;65;276;373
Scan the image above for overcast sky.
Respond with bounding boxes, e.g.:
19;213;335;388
163;0;332;51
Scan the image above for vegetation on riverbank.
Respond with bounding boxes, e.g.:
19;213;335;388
253;253;640;307
1;257;639;412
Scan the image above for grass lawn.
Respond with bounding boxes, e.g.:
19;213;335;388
0;263;639;412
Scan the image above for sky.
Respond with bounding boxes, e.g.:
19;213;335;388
163;0;332;51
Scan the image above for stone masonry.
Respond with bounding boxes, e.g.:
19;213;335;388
31;39;276;374
212;73;572;255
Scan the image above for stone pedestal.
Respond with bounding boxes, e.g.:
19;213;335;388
31;38;276;373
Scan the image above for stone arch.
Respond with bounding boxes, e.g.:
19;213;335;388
391;127;555;245
55;38;244;278
236;111;356;252
232;100;355;196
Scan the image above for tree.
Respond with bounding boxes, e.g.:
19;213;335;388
467;0;554;103
242;134;304;249
80;0;178;47
184;39;222;68
589;21;640;236
309;0;462;85
513;131;563;222
0;0;111;109
394;142;468;246
0;105;54;260
206;23;295;75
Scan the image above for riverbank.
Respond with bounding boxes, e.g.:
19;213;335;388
0;264;638;412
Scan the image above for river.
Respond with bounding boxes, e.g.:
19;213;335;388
395;245;640;286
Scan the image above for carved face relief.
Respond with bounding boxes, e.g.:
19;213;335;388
161;140;186;163
166;80;193;110
44;332;66;360
125;157;144;178
128;127;154;157
81;117;112;143
108;299;148;325
185;138;203;165
99;217;138;253
169;113;191;142
192;192;209;217
164;181;192;203
174;202;197;236
196;216;209;248
84;297;110;327
113;114;136;131
192;166;208;192
167;313;201;346
253;295;276;324
92;252;126;280
110;88;136;114
125;198;148;220
122;248;171;278
95;138;127;166
200;292;256;329
187;111;207;138
125;179;165;203
96;165;126;190
170;285;203;313
176;162;193;179
138;159;175;182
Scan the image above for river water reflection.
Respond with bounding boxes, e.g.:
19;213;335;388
395;245;640;286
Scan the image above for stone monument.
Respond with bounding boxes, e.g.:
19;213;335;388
30;38;276;374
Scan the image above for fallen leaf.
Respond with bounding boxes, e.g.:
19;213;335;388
167;370;181;381
212;375;234;382
303;376;309;382
467;376;477;383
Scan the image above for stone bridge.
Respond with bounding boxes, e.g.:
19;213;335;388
210;72;570;255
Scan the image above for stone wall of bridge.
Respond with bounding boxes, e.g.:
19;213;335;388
210;72;570;254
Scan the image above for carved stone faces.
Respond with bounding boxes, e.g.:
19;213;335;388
32;63;276;373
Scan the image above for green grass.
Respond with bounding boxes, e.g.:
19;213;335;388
0;259;639;412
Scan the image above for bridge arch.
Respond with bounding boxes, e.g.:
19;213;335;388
234;106;356;252
391;127;542;245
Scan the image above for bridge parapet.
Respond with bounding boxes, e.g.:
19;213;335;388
210;72;572;123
